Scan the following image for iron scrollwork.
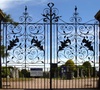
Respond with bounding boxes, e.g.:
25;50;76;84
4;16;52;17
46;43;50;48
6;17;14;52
7;6;44;64
42;2;61;23
5;3;98;66
58;37;71;51
31;36;43;50
58;6;95;63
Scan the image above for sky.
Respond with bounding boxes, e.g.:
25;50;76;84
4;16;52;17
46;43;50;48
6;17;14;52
0;0;100;68
0;0;100;22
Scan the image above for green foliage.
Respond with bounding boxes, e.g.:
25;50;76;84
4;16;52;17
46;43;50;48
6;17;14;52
20;69;30;78
0;9;18;58
0;9;14;23
1;67;10;77
82;61;93;77
2;9;18;25
65;59;74;65
1;45;9;57
82;61;91;68
65;59;76;71
3;13;13;22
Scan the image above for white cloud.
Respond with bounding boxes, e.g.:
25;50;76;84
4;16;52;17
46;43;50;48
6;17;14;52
0;0;49;10
0;0;11;10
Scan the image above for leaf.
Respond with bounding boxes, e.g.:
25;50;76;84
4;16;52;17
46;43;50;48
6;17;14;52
37;30;39;33
64;36;66;38
38;57;39;60
63;30;66;33
59;46;63;51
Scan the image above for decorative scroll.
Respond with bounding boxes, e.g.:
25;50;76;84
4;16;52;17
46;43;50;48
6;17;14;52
4;3;98;66
57;6;96;64
6;6;44;64
42;2;61;23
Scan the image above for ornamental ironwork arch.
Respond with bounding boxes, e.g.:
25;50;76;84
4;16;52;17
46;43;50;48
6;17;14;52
4;2;98;66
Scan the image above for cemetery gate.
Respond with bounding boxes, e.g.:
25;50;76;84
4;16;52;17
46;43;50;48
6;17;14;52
0;2;99;90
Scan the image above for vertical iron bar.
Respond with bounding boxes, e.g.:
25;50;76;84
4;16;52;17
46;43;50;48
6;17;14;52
5;23;7;88
50;4;52;90
94;10;100;89
56;23;58;89
74;7;78;88
74;7;78;72
47;24;49;64
0;11;5;88
24;6;27;89
98;21;100;88
44;23;45;89
93;24;96;88
0;20;2;89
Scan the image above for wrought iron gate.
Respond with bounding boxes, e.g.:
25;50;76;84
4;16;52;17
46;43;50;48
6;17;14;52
0;2;99;89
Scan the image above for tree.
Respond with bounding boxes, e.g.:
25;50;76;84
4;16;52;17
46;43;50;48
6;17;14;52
0;9;17;88
0;9;18;58
20;69;30;78
0;9;15;58
65;59;76;72
0;9;14;23
82;61;92;77
1;45;9;58
82;61;91;68
1;67;10;77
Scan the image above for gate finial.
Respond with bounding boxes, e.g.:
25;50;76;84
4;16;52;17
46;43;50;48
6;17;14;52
25;6;27;11
75;6;77;11
47;2;54;8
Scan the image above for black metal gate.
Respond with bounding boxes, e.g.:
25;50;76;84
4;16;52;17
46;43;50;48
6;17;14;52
0;2;99;89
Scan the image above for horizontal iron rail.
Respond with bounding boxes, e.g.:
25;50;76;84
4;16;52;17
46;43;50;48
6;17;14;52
1;22;99;25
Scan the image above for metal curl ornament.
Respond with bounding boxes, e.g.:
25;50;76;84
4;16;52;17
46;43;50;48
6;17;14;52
70;6;82;23
29;25;44;34
79;25;94;36
42;2;61;23
19;6;33;23
58;24;74;36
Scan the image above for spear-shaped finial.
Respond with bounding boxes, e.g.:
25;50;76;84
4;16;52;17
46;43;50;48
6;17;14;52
25;6;27;11
75;6;77;11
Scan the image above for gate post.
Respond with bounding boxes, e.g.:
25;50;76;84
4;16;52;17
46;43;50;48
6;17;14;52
95;10;100;89
0;9;5;88
49;3;53;89
42;3;54;89
42;3;60;89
